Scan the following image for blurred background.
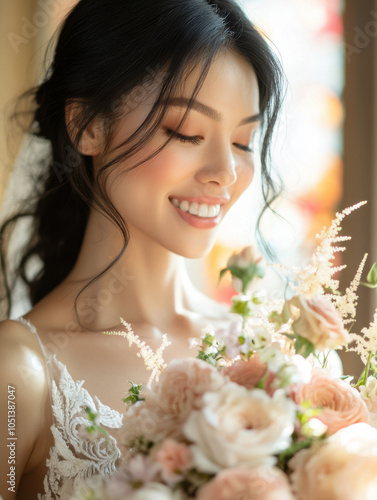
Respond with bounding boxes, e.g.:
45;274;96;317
0;0;376;377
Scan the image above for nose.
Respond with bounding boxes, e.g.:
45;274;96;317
195;142;237;188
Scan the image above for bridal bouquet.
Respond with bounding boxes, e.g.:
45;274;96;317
74;201;377;500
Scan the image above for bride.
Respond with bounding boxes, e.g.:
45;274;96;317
0;0;284;498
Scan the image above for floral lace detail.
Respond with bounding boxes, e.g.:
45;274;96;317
15;317;123;500
43;356;123;499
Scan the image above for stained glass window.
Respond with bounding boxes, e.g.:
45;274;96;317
200;0;345;304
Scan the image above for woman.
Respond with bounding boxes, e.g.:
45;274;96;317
0;0;284;498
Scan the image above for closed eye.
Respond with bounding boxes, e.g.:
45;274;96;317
165;129;255;153
235;143;254;153
165;129;202;145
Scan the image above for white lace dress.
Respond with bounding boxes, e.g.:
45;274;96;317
15;316;123;500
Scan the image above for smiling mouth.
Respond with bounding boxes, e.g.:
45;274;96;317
168;197;222;219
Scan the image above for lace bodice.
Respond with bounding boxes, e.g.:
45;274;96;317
15;317;123;500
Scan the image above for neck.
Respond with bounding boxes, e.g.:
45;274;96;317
59;210;202;332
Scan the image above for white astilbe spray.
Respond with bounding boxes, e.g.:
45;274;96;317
333;252;368;324
102;317;171;385
348;309;377;365
270;202;367;304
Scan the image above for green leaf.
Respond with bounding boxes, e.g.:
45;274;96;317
217;267;229;287
367;262;377;284
227;265;245;279
277;438;313;471
294;336;315;358
202;334;215;346
122;381;145;405
256;264;265;279
282;300;291;323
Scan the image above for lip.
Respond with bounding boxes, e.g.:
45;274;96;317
168;195;230;206
169;199;223;229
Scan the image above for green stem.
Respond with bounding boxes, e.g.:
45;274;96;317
242;315;246;331
355;352;372;387
322;350;331;370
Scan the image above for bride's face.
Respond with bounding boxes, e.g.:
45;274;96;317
102;49;260;258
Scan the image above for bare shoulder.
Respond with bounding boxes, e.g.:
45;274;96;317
0;319;48;407
0;320;49;495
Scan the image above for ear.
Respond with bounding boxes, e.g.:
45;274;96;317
65;100;104;156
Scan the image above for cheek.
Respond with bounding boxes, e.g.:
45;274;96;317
234;164;255;198
106;147;191;215
141;147;190;188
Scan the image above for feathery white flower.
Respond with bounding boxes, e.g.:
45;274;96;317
102;318;171;384
333;253;368;323
348;309;377;364
270;202;367;298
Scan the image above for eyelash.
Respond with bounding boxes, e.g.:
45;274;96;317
165;129;255;153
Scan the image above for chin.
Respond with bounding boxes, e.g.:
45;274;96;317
168;238;217;260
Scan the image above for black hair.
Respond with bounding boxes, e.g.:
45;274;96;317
0;0;285;322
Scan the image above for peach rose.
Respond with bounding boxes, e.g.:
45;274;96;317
155;439;193;484
290;423;377;500
291;295;350;351
196;467;295;500
293;369;369;435
121;358;225;443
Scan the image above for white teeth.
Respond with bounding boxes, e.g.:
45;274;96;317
171;198;221;218
188;202;199;216
198;204;209;217
208;205;217;217
180;200;190;212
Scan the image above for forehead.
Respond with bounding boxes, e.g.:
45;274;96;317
173;49;260;113
114;49;260;133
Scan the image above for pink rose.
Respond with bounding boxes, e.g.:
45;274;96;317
222;355;266;389
290;423;377;500
155;439;193;484
293;369;369;435
121;358;225;443
227;245;264;293
222;355;276;394
291;295;349;351
196;467;295;500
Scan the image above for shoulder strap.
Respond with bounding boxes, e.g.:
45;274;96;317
11;316;55;405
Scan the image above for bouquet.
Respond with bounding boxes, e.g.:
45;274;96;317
72;201;377;500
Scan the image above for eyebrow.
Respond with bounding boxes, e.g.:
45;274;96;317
161;97;262;126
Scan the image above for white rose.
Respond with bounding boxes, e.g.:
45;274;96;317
183;382;296;473
128;483;182;500
360;376;377;428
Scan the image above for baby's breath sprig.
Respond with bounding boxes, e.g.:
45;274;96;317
102;318;171;385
